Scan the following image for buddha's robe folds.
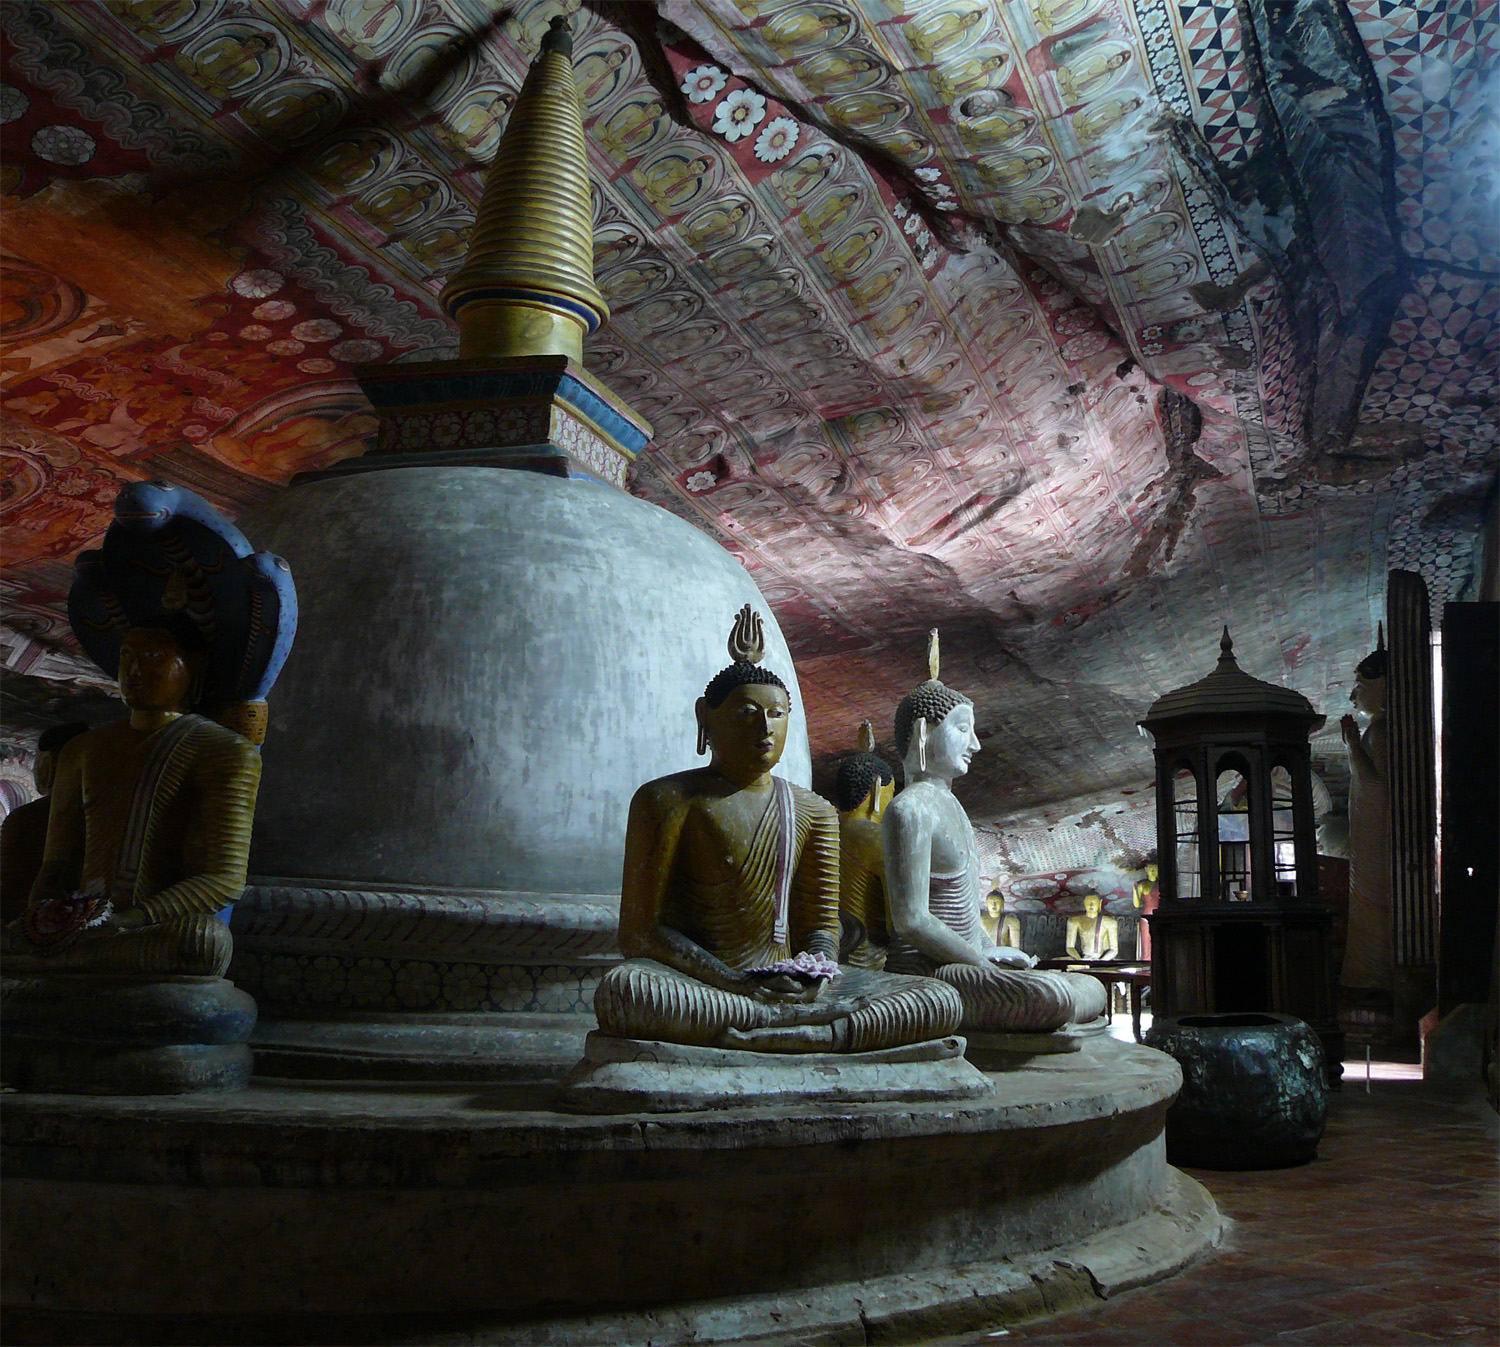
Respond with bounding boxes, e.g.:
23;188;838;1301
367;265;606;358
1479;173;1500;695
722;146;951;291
886;864;1107;1033
837;815;889;970
5;714;260;976
596;778;961;1051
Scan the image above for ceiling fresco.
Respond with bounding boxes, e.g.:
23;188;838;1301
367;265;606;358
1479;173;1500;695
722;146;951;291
1;0;1495;823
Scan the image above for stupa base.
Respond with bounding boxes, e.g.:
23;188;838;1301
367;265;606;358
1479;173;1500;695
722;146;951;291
559;1031;991;1113
1;1037;1218;1345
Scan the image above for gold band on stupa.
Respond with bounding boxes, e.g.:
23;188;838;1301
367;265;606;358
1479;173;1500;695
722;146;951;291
439;15;608;362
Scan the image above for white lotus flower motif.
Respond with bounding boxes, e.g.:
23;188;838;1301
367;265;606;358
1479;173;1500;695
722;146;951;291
685;470;718;492
915;166;942;181
754;115;799;163
713;87;767;142
933;183;954;198
682;64;727;104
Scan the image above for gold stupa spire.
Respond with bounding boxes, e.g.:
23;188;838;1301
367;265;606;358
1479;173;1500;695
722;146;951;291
440;14;608;361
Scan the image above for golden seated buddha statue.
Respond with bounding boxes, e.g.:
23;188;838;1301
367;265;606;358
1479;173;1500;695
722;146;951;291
3;621;260;978
594;606;962;1054
834;720;896;971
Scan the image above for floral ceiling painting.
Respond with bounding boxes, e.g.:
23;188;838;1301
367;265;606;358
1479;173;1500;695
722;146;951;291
1;0;1495;825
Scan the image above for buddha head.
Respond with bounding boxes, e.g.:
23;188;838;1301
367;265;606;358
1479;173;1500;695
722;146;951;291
833;719;895;818
1351;628;1387;717
117;619;208;715
894;629;976;776
696;605;791;779
1146;862;1159;883
1083;893;1101;919
33;721;89;794
985;890;1005;919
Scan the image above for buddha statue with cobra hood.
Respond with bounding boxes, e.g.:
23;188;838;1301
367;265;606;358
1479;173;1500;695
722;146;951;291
593;606;963;1054
1;480;294;1092
882;633;1107;1035
3;481;293;980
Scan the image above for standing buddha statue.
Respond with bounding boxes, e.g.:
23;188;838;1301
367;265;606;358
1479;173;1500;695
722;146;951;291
882;632;1106;1033
594;606;962;1053
1339;631;1392;995
1132;862;1159;960
833;719;896;969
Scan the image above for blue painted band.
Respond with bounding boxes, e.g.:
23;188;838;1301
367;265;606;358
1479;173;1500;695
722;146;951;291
445;285;603;334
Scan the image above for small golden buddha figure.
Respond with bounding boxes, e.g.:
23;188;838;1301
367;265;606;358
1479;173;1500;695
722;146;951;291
980;890;1023;951
882;632;1107;1034
4;620;261;977
834;720;896;970
1065;893;1119;962
0;722;89;924
595;607;961;1053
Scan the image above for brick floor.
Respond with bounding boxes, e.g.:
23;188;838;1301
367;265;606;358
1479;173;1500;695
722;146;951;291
940;1077;1498;1346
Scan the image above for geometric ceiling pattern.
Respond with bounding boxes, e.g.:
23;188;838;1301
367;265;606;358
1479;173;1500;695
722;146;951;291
2;0;1495;825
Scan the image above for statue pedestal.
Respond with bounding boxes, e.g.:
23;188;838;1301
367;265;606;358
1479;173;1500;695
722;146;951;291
560;1031;992;1113
964;1017;1111;1066
1;974;255;1095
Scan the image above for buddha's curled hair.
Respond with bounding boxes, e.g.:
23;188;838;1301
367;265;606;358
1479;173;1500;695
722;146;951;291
894;680;972;757
834;752;894;811
702;603;788;708
704;662;788;708
834;719;893;811
1355;621;1387;680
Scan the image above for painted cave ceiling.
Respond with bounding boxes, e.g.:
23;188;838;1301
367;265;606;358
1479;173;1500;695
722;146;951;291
1;0;1495;826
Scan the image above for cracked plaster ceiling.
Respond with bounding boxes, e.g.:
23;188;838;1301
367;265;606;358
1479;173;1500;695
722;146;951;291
1;0;1495;825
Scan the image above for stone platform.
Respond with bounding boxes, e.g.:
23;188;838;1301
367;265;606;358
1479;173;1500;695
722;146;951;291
1;1036;1220;1346
560;1031;993;1112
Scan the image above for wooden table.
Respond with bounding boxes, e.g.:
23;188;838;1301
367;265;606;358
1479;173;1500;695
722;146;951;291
1040;960;1152;1042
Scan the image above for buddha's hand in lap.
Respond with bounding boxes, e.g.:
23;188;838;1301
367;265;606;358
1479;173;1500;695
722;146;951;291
743;970;829;1005
985;947;1037;970
102;908;151;933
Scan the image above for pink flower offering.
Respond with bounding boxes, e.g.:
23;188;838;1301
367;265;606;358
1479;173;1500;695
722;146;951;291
747;951;842;982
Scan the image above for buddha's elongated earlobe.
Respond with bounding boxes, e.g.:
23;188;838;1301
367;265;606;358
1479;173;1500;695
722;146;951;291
917;717;927;773
697;721;709;756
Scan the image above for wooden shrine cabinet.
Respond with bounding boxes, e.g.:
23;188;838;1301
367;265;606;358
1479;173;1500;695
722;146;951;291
1141;630;1343;1083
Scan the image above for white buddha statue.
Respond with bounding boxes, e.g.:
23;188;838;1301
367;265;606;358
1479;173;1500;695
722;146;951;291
881;633;1106;1033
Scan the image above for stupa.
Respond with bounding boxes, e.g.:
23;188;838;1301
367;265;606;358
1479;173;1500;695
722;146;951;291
229;16;812;1079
